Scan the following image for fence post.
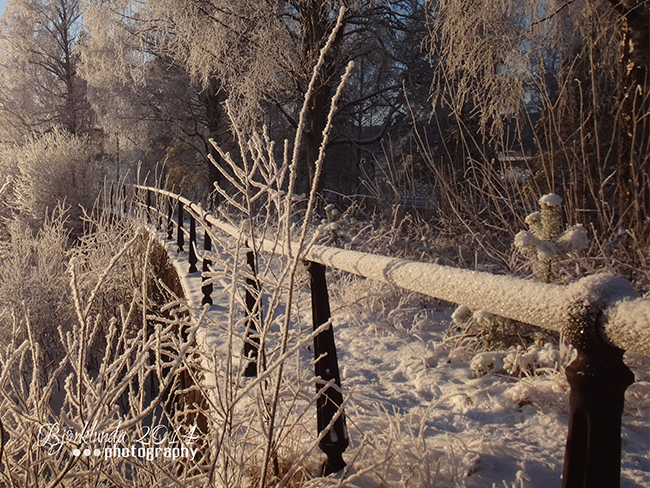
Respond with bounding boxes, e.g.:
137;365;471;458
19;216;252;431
167;197;173;240
155;191;162;230
189;214;198;273
561;283;635;488
121;185;126;215
243;247;260;377
146;189;151;223
306;261;348;476
177;201;184;253
202;222;213;306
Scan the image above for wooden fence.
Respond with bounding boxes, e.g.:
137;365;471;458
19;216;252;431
130;184;649;487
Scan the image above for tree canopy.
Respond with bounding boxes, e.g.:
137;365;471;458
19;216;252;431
0;0;647;258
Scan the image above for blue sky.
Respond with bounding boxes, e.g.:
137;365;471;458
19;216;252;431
0;1;7;17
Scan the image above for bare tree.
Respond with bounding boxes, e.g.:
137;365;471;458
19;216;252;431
80;1;235;195
427;0;649;255
0;0;93;138
607;0;649;251
81;0;432;199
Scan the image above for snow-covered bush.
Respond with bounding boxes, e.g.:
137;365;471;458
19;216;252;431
470;351;504;377
1;128;106;236
514;193;588;283
470;343;573;378
0;206;72;374
0;197;181;384
449;304;546;354
0;216;205;487
452;193;587;370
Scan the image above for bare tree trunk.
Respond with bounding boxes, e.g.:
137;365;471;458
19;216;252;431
199;79;228;204
609;0;650;249
299;0;345;199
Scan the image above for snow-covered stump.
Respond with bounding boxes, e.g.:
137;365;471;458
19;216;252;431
243;246;261;378
306;261;349;476
561;277;637;488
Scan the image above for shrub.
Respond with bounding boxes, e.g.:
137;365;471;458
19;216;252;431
2;128;106;236
0;206;73;374
514;193;588;284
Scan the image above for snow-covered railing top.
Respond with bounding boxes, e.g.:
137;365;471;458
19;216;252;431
134;185;650;358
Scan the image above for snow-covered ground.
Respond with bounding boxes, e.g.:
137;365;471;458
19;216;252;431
163;227;649;488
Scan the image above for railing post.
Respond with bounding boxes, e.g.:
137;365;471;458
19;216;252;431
167;197;173;240
189;214;198;273
242;247;261;377
146;189;151;224
305;261;348;476
121;185;126;215
561;282;635;488
201;222;213;306
155;191;162;230
177;201;184;252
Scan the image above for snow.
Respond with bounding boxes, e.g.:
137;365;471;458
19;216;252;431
524;211;541;227
151;219;649;488
539;194;562;207
604;297;650;354
452;305;472;325
470;352;504;377
562;274;649;352
473;309;494;326
536;240;557;260
557;224;588;251
514;230;540;249
136;187;649;486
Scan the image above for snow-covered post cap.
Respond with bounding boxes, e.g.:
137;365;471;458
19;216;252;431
563;274;649;355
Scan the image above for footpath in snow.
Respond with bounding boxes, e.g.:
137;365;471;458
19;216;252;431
160;227;649;488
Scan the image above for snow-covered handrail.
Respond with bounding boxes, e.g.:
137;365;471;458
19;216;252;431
134;185;649;357
132;184;647;486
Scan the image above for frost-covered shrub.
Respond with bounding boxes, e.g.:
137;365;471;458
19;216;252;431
457;193;587;364
470;343;571;378
314;201;441;264
2;128;106;236
2;210;76;372
0;208;73;370
0;219;204;487
0;200;177;385
450;304;545;353
514;193;588;283
470;351;504;377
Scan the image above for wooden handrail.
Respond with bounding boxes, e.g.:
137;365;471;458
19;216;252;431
132;184;648;485
134;185;650;357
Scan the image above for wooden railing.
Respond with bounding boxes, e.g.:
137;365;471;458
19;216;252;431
130;184;649;486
